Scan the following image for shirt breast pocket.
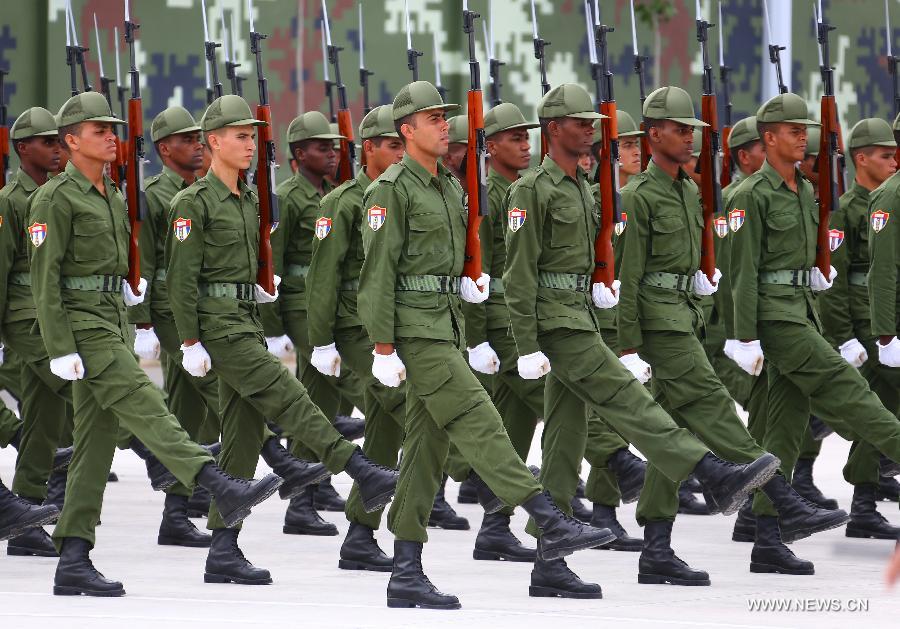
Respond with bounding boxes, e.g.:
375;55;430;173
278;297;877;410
406;212;447;256
765;211;798;252
549;206;582;248
73;219;112;262
650;214;685;256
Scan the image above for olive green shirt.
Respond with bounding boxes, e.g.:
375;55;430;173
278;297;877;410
867;171;900;336
306;169;371;347
29;161;131;358
0;168;40;327
504;155;599;357
729;160;821;340
358;153;467;345
166;170;262;343
617;161;704;350
717;172;745;339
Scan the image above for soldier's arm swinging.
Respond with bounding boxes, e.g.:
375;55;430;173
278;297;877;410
166;195;206;344
616;187;648;353
306;193;353;348
503;183;543;357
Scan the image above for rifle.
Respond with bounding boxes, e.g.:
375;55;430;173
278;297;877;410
628;0;651;170
483;0;503;107
249;0;279;295
322;0;356;184
321;29;335;122
124;0;145;295
201;0;224;100
461;1;488;284
761;0;788;94
114;27;129;119
66;0;93;93
529;0;550;159
221;9;243;97
884;0;899;162
358;1;373;169
404;0;422;82
433;38;447;102
585;1;600;117
94;14;126;188
718;1;733;188
695;0;722;282
0;70;8;189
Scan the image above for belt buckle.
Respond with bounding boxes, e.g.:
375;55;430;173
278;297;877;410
438;276;449;293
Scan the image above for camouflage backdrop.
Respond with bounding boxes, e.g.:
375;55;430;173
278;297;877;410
1;0;897;179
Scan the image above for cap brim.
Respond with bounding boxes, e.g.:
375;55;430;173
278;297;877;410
568;111;607;119
32;130;61;137
416;103;460;114
788;118;820;126
618;130;646;137
226;118;268;127
669;117;709;127
85;115;126;125
502;122;542;132
170;124;203;136
309;133;347;140
852;140;898;149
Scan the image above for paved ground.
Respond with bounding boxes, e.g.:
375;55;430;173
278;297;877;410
1;366;899;628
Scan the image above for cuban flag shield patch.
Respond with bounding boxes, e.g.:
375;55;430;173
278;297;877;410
173;217;192;242
367;205;386;231
729;209;745;232
714;216;729;238
615;212;628;236
315;217;332;240
828;228;844;251
508;207;526;232
871;209;890;233
27;222;47;248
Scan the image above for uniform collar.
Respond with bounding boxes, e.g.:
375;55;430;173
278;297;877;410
356;168;373;189
204;169;250;201
849;180;871;197
646;159;691;187
759;159;803;191
488;167;515;190
401;152;449;186
64;160;104;194
293;169;333;196
15;168;39;194
540;154;586;186
161;165;191;190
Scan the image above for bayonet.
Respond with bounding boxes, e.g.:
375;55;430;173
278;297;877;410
405;0;422;81
200;0;224;99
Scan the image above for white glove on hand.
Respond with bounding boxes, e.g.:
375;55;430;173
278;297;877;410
810;265;837;292
460;273;490;304
839;338;868;368
723;339;740;361
254;274;282;303
265;334;294;359
133;327;161;361
619;352;651;384
591;280;620;309
122;277;148;306
181;342;212;377
517;351;551;380
50;353;85;381
878;337;900;368
467;342;500;375
693;268;722;296
371;350;406;387
733;340;765;376
311;343;342;377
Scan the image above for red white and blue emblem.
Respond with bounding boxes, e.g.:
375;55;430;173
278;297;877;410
367;205;386;231
27;222;47;248
615;212;628;236
508;207;526;232
871;209;890;233
315;217;332;240
714;216;729;238
828;228;844;251
729;208;745;232
173;217;191;242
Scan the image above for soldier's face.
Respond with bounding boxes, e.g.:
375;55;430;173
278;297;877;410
652;121;694;165
799;154;819;187
404;110;450;158
209;125;257;171
368;137;405;173
298;139;337;178
68;122;118;164
857;147;897;185
19;136;62;173
162;132;205;171
685;155;702;185
767;123;808;163
443;143;467;177
488;129;531;172
738;141;766;174
552;117;595;158
618;137;641;176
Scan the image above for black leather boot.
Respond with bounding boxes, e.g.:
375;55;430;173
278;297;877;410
750;515;814;575
529;555;602;598
692;452;779;515
158;494;212;547
677;483;711;515
683;474;703;493
196;462;283;528
283;486;338;536
314;478;347;512
473;512;536;561
45;469;67;511
638;520;710;586
52;446;74;472
129;438;178;491
259;436;330;500
791;457;839;510
0;483;58;542
846;483;900;540
608;448;646;504
877;474;900;501
387;540;460;609
6;496;58;556
187;485;211;518
333;414;366;440
53;538;125;596
575;477;586;500
457;476;478;504
465;471;504;514
732;499;756;542
880;455;900;478
762;474;848;543
808;415;833;440
204;528;272;585
428;476;470;530
339;522;393;571
343;448;398;513
570;497;592;523
590;504;642;551
522;491;615;560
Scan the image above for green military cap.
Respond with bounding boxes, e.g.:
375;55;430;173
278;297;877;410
359;105;400;140
392;81;459;120
592;110;642;144
11;107;58;140
691;127;703;158
286;111;344;143
201;94;266;132
484;103;540;138
538;84;606;120
57;91;125;127
150;106;202;142
756;93;820;126
847;118;897;149
448;115;468;144
805;126;820;157
727;116;760;149
643;86;708;127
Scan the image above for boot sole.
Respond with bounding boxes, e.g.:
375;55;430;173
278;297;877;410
53;585;126;597
716;458;780;516
845;526;900;540
277;468;333;501
529;585;602;599
593;541;643;552
158;535;212;548
204;572;272;585
7;545;58;557
282;525;339;536
338;558;392;572
539;530;618;561
782;513;850;544
750;562;814;575
151;476;179;492
0;510;60;542
221;474;283;529
428;520;471;531
362;489;396;514
473;548;536;562
387;597;461;610
638;573;710;586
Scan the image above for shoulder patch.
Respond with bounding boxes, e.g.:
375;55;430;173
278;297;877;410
871;209;890;233
828;228;844;251
508;207;526;232
729;208;746;232
27;222;47;247
615;212;628;236
714;215;729;238
367;205;386;231
315;216;333;239
173;217;192;242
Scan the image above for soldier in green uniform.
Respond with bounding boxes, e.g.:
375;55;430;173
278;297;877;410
165;94;398;586
29;91;283;597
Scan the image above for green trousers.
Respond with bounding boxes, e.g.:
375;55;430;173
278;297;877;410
202;330;357;529
53;327;214;548
0;345;24;448
490;328;544;462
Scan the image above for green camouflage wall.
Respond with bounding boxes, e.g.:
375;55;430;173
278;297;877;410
1;0;897;179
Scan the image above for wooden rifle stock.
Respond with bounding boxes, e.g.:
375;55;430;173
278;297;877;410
720;125;732;188
463;90;486;282
698;94;718;280
816;94;839;274
255;104;277;295
592;100;617;286
125;97;143;293
336;109;354;183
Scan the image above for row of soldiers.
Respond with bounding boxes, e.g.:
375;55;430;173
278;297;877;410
0;73;896;610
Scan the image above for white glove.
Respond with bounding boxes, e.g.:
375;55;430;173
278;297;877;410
723;339;740;361
838;338;868;368
810;265;837;292
181;342;212;377
133;327;160;361
732;340;765;376
122;277;148;306
460;273;490;304
311;343;342;377
517;351;551;380
254;274;282;303
371;350;406;387
266;334;294;359
693;268;722;297
467;342;500;375
878;337;900;368
619;352;651;384
50;353;85;381
591;280;620;309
